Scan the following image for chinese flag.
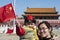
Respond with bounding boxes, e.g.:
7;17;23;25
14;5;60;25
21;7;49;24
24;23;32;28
0;3;16;22
6;28;13;34
0;7;4;22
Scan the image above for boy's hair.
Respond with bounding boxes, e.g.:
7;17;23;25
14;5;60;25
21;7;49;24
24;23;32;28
24;16;36;25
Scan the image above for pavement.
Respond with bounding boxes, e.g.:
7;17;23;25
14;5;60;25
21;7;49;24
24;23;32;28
0;34;19;40
52;28;60;40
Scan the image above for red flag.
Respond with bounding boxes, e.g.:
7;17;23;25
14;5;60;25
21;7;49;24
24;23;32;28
6;28;13;34
0;7;4;22
0;3;16;22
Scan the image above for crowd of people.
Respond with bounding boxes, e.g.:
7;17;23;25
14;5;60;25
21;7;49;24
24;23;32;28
16;15;57;40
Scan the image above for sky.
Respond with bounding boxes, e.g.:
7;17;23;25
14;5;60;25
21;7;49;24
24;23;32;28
0;0;60;18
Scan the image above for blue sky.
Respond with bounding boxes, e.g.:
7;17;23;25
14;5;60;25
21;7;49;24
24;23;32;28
0;0;60;17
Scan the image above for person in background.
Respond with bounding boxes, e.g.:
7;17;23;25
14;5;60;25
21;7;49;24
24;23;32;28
37;21;57;40
16;14;39;40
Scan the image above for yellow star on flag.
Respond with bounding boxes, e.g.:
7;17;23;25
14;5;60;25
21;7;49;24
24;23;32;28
9;6;12;11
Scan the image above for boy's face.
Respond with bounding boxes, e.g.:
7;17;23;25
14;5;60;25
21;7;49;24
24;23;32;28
28;23;35;28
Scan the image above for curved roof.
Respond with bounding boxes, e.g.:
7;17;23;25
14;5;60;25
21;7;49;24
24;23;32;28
22;14;59;16
25;8;56;13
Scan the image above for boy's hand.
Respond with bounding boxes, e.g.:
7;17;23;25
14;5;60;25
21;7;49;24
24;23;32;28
16;20;20;27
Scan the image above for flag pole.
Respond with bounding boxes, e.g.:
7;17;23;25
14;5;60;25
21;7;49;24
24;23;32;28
13;0;16;34
14;0;16;11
